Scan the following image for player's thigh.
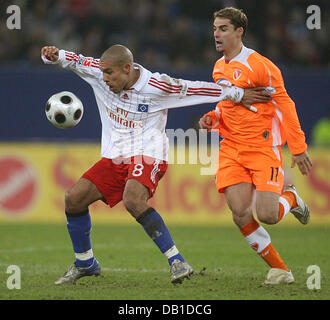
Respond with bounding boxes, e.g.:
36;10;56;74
81;157;129;208
225;182;255;214
123;179;150;206
255;191;280;224
65;177;104;212
225;182;255;226
123;156;167;216
127;156;167;197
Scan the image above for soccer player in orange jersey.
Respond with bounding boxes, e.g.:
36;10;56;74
199;7;313;284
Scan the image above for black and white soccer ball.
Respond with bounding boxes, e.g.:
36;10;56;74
45;91;84;129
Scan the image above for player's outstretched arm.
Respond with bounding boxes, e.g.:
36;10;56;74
41;45;101;83
153;75;269;111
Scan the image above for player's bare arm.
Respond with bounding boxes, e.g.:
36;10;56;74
41;46;59;62
291;150;313;176
241;87;271;106
199;87;272;130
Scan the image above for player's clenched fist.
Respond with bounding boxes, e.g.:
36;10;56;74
199;115;213;131
41;46;59;62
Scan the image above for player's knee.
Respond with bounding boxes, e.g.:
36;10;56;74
65;189;84;213
122;195;139;216
123;197;134;214
232;212;252;228
232;214;243;227
123;193;149;218
228;203;246;217
229;203;252;226
258;216;277;225
256;208;278;225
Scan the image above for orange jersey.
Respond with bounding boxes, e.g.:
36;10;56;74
207;45;307;155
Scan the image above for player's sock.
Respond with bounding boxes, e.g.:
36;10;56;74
240;218;289;271
136;207;184;265
278;191;298;222
66;210;95;268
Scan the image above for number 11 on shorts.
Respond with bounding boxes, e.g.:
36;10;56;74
270;167;279;182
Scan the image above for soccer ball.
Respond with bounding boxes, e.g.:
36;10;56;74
45;91;84;129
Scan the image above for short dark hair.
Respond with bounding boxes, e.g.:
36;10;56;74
213;7;248;38
100;45;133;66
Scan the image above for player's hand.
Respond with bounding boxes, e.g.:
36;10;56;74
41;46;59;62
291;150;313;175
241;87;272;112
199;116;213;131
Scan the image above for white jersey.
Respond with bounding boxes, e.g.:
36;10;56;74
42;50;244;161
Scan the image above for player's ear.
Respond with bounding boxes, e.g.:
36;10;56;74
123;63;131;74
236;27;244;38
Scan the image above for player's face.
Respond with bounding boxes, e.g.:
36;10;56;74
100;61;130;94
213;17;243;54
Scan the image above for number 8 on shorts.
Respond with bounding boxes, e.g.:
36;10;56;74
132;164;144;177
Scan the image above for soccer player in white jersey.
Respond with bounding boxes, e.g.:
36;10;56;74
41;45;271;285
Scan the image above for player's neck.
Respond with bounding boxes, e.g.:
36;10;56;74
223;43;243;62
125;69;140;90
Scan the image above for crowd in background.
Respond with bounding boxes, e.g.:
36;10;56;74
0;0;329;71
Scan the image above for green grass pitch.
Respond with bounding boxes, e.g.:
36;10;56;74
0;223;328;300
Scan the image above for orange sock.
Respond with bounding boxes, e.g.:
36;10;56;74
278;191;297;222
259;243;289;271
282;191;297;208
240;218;289;271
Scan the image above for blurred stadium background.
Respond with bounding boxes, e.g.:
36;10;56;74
0;0;329;225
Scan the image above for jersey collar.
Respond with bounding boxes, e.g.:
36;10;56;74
125;63;151;92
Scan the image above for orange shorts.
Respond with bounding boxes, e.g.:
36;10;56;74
216;140;284;194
